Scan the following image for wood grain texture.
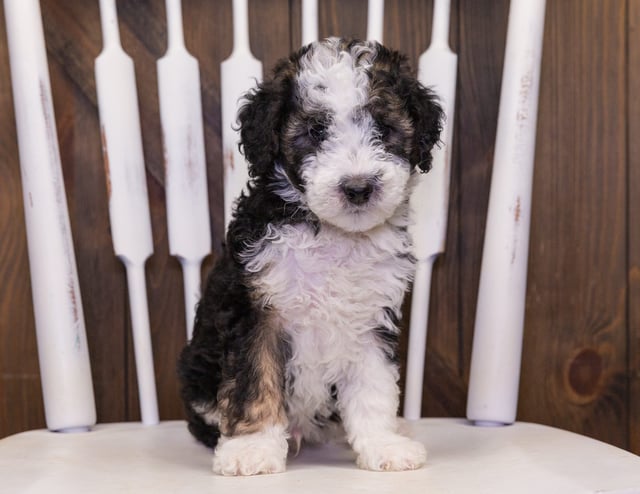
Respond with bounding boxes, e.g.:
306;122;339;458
320;0;368;41
183;0;229;252
629;0;640;455
0;0;638;455
521;0;628;448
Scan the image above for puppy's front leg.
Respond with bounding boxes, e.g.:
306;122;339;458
338;346;427;471
212;319;289;476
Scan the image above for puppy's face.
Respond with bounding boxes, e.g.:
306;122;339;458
238;38;443;233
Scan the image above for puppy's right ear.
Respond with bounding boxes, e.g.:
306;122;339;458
237;58;297;179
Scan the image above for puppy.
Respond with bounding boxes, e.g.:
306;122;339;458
178;38;443;476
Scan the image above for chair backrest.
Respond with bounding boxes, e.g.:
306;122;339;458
3;0;545;434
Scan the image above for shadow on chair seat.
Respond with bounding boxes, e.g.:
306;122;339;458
2;419;639;493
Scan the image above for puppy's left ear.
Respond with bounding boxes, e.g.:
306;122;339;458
406;80;444;173
373;44;444;173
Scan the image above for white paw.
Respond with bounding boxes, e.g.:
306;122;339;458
212;426;288;476
356;435;427;472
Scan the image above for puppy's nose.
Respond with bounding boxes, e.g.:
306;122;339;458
341;178;375;205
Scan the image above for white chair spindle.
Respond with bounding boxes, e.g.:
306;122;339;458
404;0;457;420
95;0;159;425
158;0;211;341
221;0;263;230
466;0;546;426
301;0;318;46
4;0;96;433
366;0;385;43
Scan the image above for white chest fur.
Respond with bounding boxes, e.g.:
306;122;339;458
243;220;413;439
244;221;413;370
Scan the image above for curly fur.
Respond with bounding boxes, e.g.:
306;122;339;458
178;38;443;476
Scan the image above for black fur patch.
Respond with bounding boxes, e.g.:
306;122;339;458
368;44;444;172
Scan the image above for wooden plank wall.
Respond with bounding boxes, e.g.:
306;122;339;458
629;0;640;454
0;0;638;454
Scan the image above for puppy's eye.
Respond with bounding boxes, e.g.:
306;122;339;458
308;122;328;143
376;122;395;140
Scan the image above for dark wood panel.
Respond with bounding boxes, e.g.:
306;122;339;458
320;0;368;41
521;0;628;448
628;0;640;455
250;0;292;70
184;0;230;251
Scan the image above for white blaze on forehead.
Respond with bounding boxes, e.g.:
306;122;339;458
296;40;376;116
291;39;412;233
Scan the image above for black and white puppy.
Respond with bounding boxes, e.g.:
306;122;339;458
179;38;443;476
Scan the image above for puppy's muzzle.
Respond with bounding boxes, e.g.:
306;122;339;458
340;176;378;206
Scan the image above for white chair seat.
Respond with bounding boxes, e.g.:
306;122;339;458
2;419;639;493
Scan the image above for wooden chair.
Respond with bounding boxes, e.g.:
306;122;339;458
1;0;640;492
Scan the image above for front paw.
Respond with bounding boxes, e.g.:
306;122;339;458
212;426;288;476
356;435;427;472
